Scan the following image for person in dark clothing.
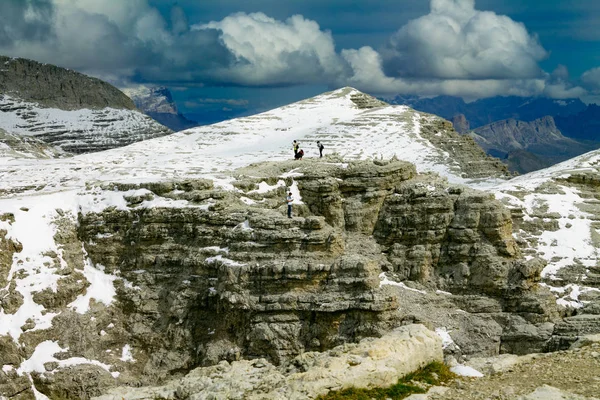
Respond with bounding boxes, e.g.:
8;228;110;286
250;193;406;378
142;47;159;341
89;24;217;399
292;140;300;157
294;149;304;160
317;141;324;158
287;192;293;218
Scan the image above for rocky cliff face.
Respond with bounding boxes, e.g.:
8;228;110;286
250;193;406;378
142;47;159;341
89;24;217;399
470;117;600;174
0;158;559;399
473;117;564;151
0;56;135;111
0;56;172;153
123;86;198;132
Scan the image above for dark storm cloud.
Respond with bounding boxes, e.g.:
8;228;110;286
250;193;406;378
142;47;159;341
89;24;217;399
0;0;53;46
0;0;233;86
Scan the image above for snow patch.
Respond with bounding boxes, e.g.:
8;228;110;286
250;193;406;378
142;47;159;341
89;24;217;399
234;220;253;231
379;273;427;294
69;260;117;314
249;179;285;194
17;340;118;378
435;327;459;350
289;180;304;205
280;168;303;178
120;344;135;362
451;364;484;378
205;255;246;267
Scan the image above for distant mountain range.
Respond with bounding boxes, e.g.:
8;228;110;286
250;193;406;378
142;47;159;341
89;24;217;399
468;116;599;173
123;86;198;132
385;94;600;173
386;95;588;129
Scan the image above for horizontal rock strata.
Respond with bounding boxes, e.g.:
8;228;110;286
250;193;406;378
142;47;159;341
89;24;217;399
0;159;563;398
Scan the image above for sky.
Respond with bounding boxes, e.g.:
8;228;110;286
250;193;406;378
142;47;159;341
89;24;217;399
1;0;600;122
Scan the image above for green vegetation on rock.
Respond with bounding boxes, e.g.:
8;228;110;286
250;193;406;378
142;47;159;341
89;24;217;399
318;361;455;400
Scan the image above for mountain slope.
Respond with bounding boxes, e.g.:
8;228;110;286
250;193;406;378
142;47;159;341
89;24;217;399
0;55;135;111
0;87;510;196
123;86;198;132
0;127;64;161
0;87;517;397
470;116;600;173
491;150;600;313
0;56;172;153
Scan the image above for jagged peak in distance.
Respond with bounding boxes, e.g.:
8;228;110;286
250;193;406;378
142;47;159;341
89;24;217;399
121;85;199;132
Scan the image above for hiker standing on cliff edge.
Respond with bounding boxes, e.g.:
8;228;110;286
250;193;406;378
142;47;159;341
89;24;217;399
317;141;324;158
286;192;293;218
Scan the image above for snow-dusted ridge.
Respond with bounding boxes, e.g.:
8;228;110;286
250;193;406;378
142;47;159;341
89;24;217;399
486;148;600;308
0;87;507;196
0;94;172;154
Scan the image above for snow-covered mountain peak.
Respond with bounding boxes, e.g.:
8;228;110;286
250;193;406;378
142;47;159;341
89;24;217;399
1;86;600;397
0;87;510;197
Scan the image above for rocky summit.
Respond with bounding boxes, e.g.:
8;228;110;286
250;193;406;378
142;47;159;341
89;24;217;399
0;86;599;399
0;56;172;154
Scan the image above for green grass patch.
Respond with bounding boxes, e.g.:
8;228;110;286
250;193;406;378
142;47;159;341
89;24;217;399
318;361;455;400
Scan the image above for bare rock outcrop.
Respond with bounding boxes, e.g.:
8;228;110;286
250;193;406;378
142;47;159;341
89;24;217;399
93;324;442;400
452;114;470;133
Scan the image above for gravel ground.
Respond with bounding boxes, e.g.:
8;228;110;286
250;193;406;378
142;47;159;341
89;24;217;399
432;343;600;399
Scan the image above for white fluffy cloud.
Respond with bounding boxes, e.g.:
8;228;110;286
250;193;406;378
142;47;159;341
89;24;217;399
193;13;347;86
381;0;547;80
341;46;546;99
340;0;588;98
542;65;587;99
581;67;600;104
